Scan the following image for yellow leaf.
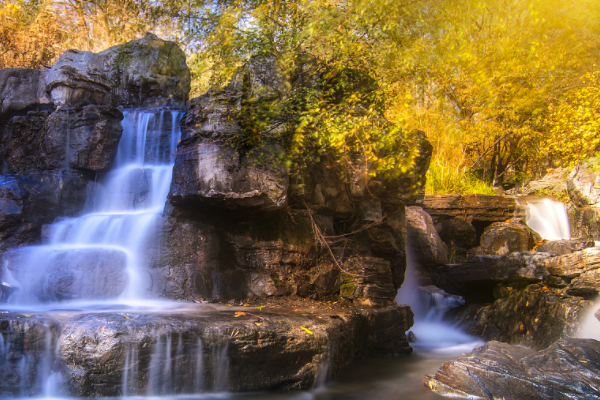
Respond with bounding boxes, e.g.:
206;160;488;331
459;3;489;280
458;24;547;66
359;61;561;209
300;326;313;335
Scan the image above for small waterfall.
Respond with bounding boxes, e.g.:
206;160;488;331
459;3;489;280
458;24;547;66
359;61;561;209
396;238;483;353
525;198;571;241
5;108;183;305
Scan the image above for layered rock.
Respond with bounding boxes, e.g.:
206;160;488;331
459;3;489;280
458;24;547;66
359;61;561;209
0;304;413;397
0;68;51;116
537;238;594;255
424;339;600;399
422;194;525;223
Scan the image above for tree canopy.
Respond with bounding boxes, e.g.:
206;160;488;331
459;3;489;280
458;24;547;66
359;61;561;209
3;0;600;193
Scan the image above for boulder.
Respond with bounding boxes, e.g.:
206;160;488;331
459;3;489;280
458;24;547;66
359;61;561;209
0;174;91;256
544;247;600;278
424;339;600;400
537;238;594;255
340;256;398;307
5;247;128;302
433;252;552;301
507;168;569;198
0;68;51;116
405;206;448;285
478;221;541;256
168;140;288;211
569;205;600;241
46;33;190;108
567;159;600;207
436;218;478;248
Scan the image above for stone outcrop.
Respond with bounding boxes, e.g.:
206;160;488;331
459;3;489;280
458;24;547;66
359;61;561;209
405;206;448;285
0;68;51;116
476;221;541;256
46;33;190;108
424;339;600;399
506;168;569;199
422;194;525;223
0;304;413;397
567;158;600;208
433;252;551;302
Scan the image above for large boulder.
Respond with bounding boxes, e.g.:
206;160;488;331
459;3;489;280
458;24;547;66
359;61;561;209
424;339;600;399
537;238;594;255
477;221;541;256
46;33;190;108
405;206;448;285
4;247;128;302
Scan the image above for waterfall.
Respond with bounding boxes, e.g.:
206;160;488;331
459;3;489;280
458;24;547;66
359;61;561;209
525;198;571;241
396;238;484;353
5;108;182;305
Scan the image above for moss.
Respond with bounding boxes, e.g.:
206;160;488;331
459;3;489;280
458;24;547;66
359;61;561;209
340;282;356;298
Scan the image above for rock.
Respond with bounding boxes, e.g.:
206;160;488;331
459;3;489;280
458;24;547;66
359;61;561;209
507;168;569;198
433;252;552;301
0;68;51;116
43;106;123;172
436;218;478;248
445;284;593;349
537;238;594;255
46;33;190;108
0;281;17;302
168;139;288;211
422;194;526;223
544;247;600;278
567;159;600;208
0;305;413;396
2;106;123;174
5;247;128;301
569;205;600;241
340;256;398;307
0;174;91;257
424;339;600;399
478;221;541;256
405;206;448;285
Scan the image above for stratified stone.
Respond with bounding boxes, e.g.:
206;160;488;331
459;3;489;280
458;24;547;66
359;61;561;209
406;206;448;285
478;221;541;256
0;68;51;116
340;256;397;307
545;247;600;278
424;339;600;399
0;304;413;396
422;194;525;222
46;33;190;108
168;140;288;211
4;247;128;301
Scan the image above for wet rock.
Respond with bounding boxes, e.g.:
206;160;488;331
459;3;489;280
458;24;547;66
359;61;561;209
567;159;600;207
168;139;288;211
545;247;600;278
46;33;190;108
1;111;51;174
0;304;413;396
422;194;526;223
0;174;91;256
405;206;448;285
537;238;594;255
433;252;552;301
436;218;478;248
0;281;17;302
424;339;600;399
5;247;128;301
478;221;541;256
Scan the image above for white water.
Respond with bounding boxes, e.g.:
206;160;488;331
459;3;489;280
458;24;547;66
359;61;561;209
4;108;182;305
525;198;571;241
395;239;484;355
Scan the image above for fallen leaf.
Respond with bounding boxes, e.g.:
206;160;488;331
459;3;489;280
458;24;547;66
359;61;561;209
300;326;313;335
254;322;262;326
257;306;264;310
124;314;130;320
235;311;246;316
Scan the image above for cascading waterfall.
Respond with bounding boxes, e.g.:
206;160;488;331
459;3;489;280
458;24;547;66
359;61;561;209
396;239;484;353
4;108;182;305
525;198;571;241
